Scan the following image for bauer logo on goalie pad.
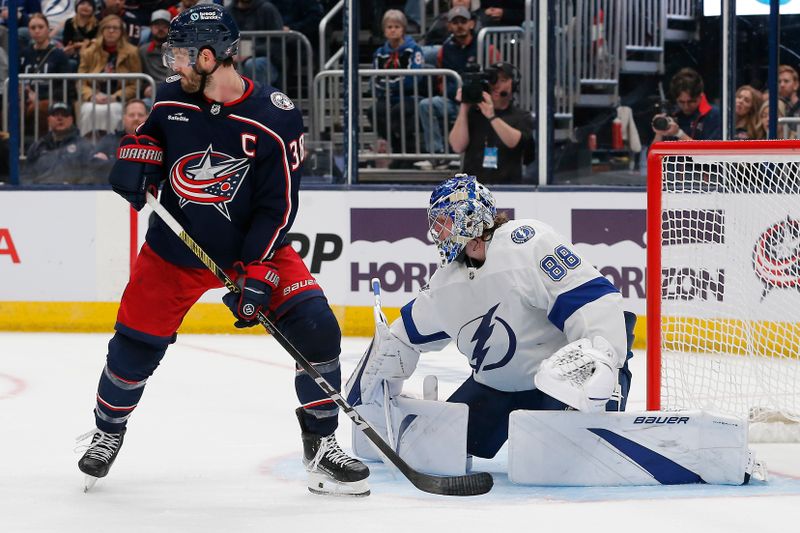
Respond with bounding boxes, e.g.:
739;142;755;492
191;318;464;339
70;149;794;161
511;225;535;244
633;416;689;424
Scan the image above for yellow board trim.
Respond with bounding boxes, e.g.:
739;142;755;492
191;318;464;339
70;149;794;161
0;301;649;349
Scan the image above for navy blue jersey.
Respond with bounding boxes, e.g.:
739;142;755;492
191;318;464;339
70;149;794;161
136;76;305;269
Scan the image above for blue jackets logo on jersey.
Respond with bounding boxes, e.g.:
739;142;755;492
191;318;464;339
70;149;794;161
169;144;250;220
457;303;517;373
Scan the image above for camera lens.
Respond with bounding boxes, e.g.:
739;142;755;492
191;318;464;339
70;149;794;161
652;116;669;130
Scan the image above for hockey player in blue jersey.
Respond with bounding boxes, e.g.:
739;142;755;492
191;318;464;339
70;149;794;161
347;174;635;460
78;4;369;496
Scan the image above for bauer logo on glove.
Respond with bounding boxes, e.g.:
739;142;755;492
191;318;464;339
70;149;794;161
222;260;280;328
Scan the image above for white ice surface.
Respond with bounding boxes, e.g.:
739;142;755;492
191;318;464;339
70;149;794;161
1;332;799;533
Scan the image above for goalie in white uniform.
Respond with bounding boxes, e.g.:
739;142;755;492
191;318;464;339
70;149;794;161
346;174;635;461
347;175;763;486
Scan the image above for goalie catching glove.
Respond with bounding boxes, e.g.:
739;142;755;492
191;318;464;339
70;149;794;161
222;261;280;328
534;336;619;413
109;134;164;211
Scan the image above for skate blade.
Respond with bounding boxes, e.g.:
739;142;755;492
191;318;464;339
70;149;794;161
307;472;370;497
83;475;98;493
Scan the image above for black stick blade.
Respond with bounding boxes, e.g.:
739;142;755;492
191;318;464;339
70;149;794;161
411;471;494;496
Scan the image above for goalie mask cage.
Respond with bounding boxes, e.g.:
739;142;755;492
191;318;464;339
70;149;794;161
646;140;800;440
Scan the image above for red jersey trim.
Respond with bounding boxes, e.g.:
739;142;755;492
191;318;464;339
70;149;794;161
227;112;293;261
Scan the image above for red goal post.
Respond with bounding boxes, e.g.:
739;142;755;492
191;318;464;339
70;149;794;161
646;140;800;431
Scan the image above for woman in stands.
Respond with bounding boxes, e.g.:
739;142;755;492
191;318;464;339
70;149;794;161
62;0;99;71
77;14;142;138
734;85;762;140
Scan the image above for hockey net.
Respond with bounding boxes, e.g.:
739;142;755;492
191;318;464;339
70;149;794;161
647;140;800;442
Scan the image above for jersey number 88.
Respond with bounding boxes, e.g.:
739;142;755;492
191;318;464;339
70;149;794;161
539;245;581;281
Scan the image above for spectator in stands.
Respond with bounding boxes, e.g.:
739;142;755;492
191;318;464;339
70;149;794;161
758;99;796;139
1;0;41;48
90;98;148;179
449;61;533;183
778;65;800;117
78;14;143;137
270;0;322;48
227;0;283;86
20;13;71;137
734;85;763;140
478;0;525;28
424;0;478;47
63;0;100;71
367;9;424;168
41;0;77;39
651;67;721;143
23;102;96;184
139;8;170;94
417;6;498;165
97;0;141;45
174;0;201;13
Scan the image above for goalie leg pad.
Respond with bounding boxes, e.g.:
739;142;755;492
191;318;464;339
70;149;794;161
351;394;469;476
508;410;755;486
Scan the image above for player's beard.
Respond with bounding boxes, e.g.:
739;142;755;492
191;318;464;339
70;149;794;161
180;67;216;95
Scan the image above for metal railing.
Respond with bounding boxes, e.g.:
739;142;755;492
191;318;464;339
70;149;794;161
3;72;156;153
311;68;462;180
553;0;576;139
621;0;665;74
575;0;622;107
665;0;697;41
238;30;314;115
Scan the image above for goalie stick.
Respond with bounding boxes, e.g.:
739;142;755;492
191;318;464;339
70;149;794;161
144;193;493;497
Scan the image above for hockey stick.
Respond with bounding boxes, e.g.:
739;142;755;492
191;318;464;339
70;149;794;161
144;193;493;496
370;279;396;451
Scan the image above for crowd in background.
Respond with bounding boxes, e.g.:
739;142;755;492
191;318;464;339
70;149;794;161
2;1;800;185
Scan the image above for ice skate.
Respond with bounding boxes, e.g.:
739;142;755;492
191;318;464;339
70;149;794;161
77;428;126;492
296;408;370;496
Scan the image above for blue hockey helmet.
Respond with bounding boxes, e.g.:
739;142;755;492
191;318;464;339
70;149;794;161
162;4;239;70
428;174;497;266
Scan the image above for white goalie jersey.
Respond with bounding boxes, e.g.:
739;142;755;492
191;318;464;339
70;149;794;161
391;219;628;392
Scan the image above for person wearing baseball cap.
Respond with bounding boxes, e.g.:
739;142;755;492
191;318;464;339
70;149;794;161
23;101;97;184
140;9;172;88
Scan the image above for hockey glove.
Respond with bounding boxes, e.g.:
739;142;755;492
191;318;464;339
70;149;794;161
222;261;280;328
109;134;164;211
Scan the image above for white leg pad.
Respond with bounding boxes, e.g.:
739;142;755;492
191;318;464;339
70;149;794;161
352;395;469;476
508;410;754;486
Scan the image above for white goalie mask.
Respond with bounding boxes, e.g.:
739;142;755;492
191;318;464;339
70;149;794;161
427;174;497;266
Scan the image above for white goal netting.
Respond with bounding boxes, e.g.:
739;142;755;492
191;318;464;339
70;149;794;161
655;147;800;440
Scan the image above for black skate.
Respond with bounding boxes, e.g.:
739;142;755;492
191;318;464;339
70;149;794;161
296;408;370;496
77;428;126;492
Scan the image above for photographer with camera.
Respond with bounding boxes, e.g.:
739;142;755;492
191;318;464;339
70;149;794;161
449;61;534;184
651;68;721;143
416;6;499;168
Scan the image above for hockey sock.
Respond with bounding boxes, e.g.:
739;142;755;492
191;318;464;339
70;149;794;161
94;333;167;433
295;357;340;436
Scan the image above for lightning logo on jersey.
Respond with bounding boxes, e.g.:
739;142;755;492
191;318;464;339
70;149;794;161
457;303;517;373
169;144;250;220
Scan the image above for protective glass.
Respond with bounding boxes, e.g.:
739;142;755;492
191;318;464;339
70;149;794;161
162;43;200;70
